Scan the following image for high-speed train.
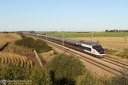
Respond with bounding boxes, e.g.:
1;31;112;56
29;33;105;57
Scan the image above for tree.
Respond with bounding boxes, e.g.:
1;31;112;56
46;54;85;85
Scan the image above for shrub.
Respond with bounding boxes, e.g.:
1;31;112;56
123;49;128;55
46;54;85;85
15;36;52;53
76;72;98;85
53;50;58;55
116;49;128;59
121;49;128;58
0;64;47;85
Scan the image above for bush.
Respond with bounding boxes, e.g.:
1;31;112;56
76;72;98;85
0;64;47;85
46;54;85;85
15;35;52;53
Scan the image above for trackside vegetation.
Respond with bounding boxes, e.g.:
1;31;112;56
15;35;52;53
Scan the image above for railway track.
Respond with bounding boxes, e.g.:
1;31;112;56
102;57;128;69
47;41;128;76
27;34;128;77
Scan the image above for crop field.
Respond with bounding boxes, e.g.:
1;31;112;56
0;52;33;67
47;32;128;38
71;37;128;50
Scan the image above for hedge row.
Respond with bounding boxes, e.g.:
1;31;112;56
15;35;52;53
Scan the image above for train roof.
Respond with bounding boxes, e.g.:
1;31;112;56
64;39;81;44
80;40;100;46
48;36;62;40
47;35;81;45
38;34;100;46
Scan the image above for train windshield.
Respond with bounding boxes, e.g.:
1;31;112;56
93;45;105;54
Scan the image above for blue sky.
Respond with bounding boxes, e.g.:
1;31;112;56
0;0;128;31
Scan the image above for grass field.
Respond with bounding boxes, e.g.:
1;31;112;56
47;32;128;38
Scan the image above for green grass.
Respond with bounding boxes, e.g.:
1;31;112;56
47;32;128;38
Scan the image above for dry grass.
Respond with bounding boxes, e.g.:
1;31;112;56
39;50;56;62
0;33;21;47
0;52;33;67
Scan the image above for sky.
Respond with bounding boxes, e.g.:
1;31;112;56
0;0;128;31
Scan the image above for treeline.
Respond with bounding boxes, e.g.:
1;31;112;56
15;34;52;53
105;29;128;32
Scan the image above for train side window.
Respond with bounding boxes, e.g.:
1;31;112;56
79;46;91;51
84;47;91;51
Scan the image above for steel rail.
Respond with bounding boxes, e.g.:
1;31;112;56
101;57;128;69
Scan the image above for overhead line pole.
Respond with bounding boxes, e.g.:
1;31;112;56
62;31;65;46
